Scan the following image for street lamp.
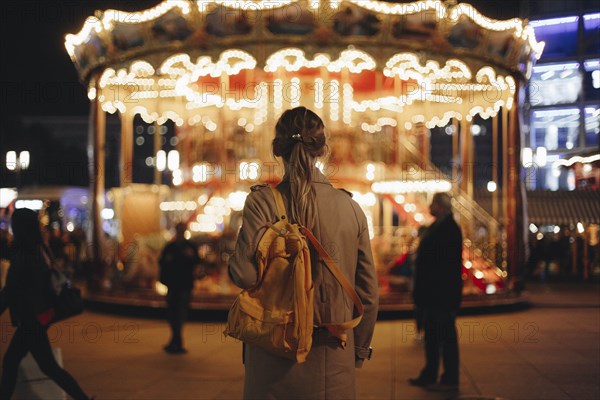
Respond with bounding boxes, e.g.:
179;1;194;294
5;150;30;188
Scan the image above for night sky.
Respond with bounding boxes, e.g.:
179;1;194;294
0;0;540;186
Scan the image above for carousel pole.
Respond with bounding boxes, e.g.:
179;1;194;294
460;119;473;199
452;118;459;191
394;75;403;166
507;86;528;287
120;112;133;187
460;118;473;236
501;105;509;271
492;115;499;221
153;84;162;186
491;114;499;264
88;77;106;289
219;73;228;182
501;106;508;227
153;119;161;185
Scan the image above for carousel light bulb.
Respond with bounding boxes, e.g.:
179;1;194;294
290;77;301;108
172;169;183;186
167;150;180;171
6;151;16;171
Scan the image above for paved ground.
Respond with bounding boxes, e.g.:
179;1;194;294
1;282;599;400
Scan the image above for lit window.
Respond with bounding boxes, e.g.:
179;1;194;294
531;108;581;151
530;16;578;59
530;63;581;106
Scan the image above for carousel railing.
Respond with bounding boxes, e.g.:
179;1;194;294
397;135;507;271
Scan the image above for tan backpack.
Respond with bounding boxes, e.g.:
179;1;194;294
225;186;364;363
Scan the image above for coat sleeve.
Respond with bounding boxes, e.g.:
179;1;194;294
352;204;379;367
228;192;270;289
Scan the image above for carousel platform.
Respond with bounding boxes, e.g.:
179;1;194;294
83;288;529;320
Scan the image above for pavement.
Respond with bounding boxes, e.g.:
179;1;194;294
1;282;599;400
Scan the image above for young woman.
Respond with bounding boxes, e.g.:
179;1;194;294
0;208;91;400
229;107;379;399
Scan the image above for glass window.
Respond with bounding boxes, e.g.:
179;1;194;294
530;2;580;16
531;108;581;150
530;62;582;106
531;17;579;59
583;14;600;54
583;60;600;101
584;106;599;147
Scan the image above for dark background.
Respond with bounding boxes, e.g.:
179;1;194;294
0;1;590;186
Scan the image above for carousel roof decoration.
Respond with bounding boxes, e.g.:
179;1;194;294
65;0;544;128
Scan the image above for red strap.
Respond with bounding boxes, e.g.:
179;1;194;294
300;227;364;330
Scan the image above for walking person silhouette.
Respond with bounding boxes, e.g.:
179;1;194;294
0;208;91;400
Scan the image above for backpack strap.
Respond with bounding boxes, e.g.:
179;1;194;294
269;186;288;221
270;186;364;343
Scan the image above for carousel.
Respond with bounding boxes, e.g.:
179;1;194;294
65;0;543;309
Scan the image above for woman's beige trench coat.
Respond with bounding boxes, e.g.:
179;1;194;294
229;171;379;400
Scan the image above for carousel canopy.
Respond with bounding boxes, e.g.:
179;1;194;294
65;0;544;128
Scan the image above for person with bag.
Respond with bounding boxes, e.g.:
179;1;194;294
0;208;91;400
228;107;379;399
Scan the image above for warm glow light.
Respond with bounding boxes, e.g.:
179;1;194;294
167;150;180;172
6;151;16;171
487;181;497;192
536;232;544;240
155;281;168;296
172;169;183;186
265;48;375;74
15;200;44;210
211;0;294;10
577;222;585;234
372;180;452;194
192;163;210;183
227;191;248;211
239;161;260;181
485;284;497;294
156;150;166;172
0;188;17;208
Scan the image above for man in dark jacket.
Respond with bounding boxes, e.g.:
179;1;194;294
159;222;200;354
410;192;463;391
